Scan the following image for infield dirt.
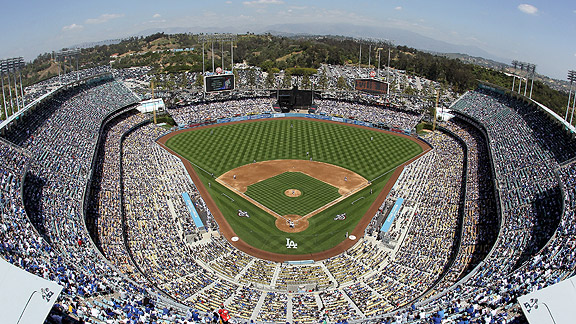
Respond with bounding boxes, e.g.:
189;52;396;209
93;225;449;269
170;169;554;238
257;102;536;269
216;159;370;233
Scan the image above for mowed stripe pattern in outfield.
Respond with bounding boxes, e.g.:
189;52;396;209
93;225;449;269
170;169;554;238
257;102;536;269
163;118;425;255
245;171;341;216
166;119;422;179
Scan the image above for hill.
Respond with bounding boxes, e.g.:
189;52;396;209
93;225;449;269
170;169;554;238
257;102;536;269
9;33;573;121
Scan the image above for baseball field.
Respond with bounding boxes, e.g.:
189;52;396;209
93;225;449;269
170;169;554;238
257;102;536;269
160;118;426;259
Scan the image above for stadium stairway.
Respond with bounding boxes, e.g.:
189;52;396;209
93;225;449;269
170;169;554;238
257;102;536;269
340;288;365;317
184;280;217;303
224;286;243;307
390;203;419;259
234;258;256;281
270;264;282;288
286;297;293;323
250;293;267;322
320;262;338;288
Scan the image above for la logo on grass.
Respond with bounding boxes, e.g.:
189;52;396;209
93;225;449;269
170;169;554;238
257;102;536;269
286;238;298;249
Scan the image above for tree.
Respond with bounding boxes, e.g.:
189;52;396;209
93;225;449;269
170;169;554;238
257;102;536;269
195;73;204;89
336;76;348;90
247;68;257;89
179;73;188;88
318;68;329;90
403;85;416;96
260;60;275;72
265;71;276;89
301;73;311;89
282;71;292;89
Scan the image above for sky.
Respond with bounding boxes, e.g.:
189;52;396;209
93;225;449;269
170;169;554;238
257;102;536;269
0;0;574;80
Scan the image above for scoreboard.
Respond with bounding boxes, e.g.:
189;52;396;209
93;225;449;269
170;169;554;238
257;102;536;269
204;74;235;92
355;78;388;95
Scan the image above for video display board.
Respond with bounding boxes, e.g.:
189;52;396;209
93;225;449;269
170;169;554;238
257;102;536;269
205;74;235;92
355;78;388;94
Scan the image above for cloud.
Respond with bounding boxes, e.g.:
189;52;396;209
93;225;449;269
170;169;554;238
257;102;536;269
243;0;284;7
518;4;538;15
395;6;402;11
225;1;232;3
152;13;161;18
85;13;125;24
62;23;83;32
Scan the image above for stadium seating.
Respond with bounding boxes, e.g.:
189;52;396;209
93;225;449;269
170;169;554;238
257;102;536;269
1;67;575;323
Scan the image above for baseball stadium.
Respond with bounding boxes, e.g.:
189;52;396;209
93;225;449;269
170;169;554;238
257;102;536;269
1;22;576;324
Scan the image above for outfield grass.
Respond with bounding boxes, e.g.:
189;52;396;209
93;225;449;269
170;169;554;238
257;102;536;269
166;118;421;180
165;118;422;255
245;171;341;216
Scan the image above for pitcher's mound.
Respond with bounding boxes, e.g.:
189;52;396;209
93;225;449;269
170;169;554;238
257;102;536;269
284;189;302;197
276;215;309;233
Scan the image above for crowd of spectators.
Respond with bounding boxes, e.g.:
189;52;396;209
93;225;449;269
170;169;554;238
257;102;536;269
427;118;499;296
356;131;464;311
2;65;576;324
0;78;196;323
168;96;423;133
169;98;274;126
372;89;576;323
122;123;219;301
315;99;422;130
23;66;112;106
87;110;149;278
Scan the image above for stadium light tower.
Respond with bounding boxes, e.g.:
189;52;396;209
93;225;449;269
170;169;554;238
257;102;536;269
512;60;535;97
565;70;576;121
199;34;237;75
528;64;536;99
1;62;7;118
387;41;393;95
358;43;362;68
0;57;25;117
4;62;14;114
511;60;518;92
518;62;524;93
569;70;576;125
376;47;381;78
368;44;371;68
524;63;530;97
55;49;81;84
211;39;214;72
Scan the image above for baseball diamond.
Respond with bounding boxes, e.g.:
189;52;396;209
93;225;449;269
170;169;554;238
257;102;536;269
246;171;340;214
216;160;371;232
159;117;428;259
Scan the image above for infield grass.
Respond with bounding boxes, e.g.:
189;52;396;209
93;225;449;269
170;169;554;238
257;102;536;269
245;171;341;216
165;118;422;255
